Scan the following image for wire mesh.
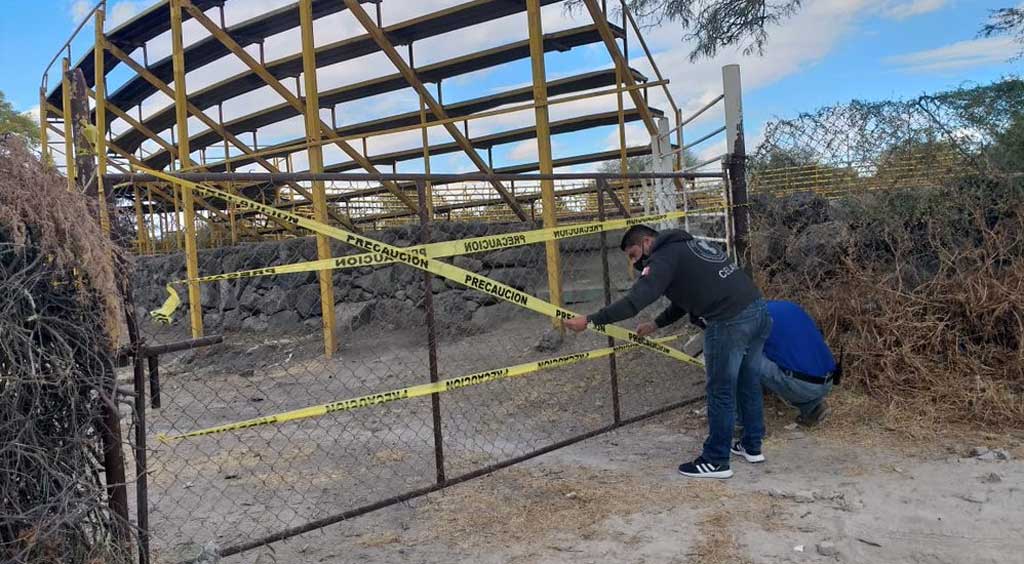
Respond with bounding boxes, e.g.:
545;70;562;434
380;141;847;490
125;174;726;561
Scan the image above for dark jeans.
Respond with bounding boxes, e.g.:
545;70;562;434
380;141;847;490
701;299;772;465
756;354;833;417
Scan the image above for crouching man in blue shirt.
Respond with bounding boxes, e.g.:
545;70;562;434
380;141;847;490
752;300;838;429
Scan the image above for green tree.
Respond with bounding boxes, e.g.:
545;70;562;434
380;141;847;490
569;0;802;61
598;149;699;175
0;90;39;147
988;113;1024;172
980;6;1024;60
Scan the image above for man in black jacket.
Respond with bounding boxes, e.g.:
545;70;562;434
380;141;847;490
564;224;771;479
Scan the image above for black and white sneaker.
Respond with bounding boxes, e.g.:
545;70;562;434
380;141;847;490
730;442;765;463
678;456;733;479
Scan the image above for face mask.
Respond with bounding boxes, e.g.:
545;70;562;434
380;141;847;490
632;242;651;272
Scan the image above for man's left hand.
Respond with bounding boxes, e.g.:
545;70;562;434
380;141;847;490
564;315;589;333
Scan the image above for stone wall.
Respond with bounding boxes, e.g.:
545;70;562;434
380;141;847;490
133;221;626;334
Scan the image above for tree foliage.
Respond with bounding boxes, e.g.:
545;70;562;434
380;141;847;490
0;90;39;147
980;6;1024;60
569;2;1022;64
566;0;802;61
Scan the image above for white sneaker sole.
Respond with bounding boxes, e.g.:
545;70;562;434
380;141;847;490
731;448;766;463
678;468;734;479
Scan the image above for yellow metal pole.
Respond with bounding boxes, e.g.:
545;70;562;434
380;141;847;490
172;184;183;250
93;8;111;234
38;87;50;166
171;0;203;338
526;0;563;328
300;0;337;357
133;185;148;253
61;58;76;191
419;94;433;216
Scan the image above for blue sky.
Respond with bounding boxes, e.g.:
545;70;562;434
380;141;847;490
0;0;1019;174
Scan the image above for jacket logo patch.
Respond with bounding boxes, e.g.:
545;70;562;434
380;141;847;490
687;239;729;264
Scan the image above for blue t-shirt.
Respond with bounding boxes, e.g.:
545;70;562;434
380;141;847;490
764;300;836;379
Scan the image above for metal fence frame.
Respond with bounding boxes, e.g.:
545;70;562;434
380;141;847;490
115;170;744;562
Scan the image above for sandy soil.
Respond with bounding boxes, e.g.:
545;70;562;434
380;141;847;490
225;405;1024;564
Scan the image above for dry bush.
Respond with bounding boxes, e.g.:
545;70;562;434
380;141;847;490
0;136;132;563
751;176;1024;431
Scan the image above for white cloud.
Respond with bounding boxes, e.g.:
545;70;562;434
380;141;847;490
632;0;884;122
23;105;41;122
602;123;649;151
94;0;911;175
69;0;91;22
883;37;1018;73
880;0;948;21
108;2;145;27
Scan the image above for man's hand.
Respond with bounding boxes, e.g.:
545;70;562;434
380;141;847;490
564;315;589;333
636;321;657;337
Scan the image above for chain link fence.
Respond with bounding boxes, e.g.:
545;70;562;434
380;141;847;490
746;79;1024;431
121;173;730;562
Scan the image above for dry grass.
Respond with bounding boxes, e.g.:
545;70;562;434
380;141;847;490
0;137;131;562
355;531;401;548
753;182;1024;434
691;512;750;564
415;464;787;561
0;136;124;343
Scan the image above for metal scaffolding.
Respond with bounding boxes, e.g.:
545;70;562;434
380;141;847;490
40;0;746;358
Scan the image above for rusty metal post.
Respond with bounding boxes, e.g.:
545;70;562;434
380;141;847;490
597;179;621;424
133;345;151;564
61;58;76;190
723;64;749;269
69;67;131;543
417;180;445;484
93;7;111;234
147;355;161;409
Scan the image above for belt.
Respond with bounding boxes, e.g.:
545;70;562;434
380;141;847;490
787;369;833;385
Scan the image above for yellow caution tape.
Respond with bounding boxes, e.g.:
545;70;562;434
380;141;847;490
157;336;678;441
138;167;702;367
150;208;699;321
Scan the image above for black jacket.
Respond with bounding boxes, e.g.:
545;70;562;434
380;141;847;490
587;230;761;327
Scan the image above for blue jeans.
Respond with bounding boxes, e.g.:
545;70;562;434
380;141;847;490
756;355;832;417
701;299;772;465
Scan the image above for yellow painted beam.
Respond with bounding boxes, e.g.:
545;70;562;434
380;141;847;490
300;0;337;357
526;0;563;327
103;39;329;231
342;0;527;221
38;87;50;166
170;0;203;339
580;0;657;135
88;88;178;159
179;0;416;216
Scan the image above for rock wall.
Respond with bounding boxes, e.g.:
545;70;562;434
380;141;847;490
133;221;626;334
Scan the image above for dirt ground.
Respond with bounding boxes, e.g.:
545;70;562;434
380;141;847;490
135;293;705;563
131;252;1024;564
225;398;1024;564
